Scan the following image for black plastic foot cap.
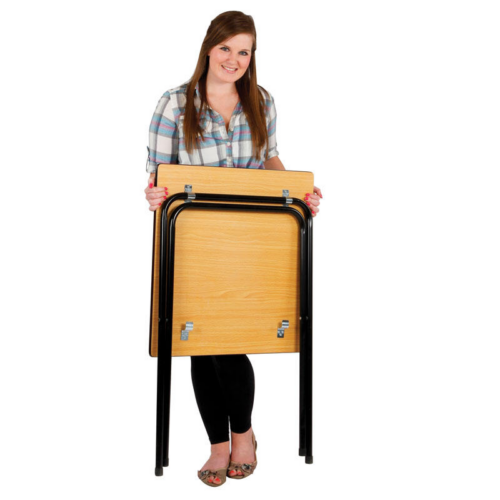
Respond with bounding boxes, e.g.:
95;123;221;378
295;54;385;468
306;456;313;464
299;448;306;456
155;467;163;476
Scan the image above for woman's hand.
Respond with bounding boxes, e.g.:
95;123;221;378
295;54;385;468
145;172;169;211
304;185;323;217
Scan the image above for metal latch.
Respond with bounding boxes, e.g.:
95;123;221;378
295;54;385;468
181;321;193;341
282;190;292;206
184;185;195;203
277;320;289;338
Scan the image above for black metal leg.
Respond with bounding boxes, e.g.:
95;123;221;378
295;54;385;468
155;200;175;476
154;325;165;476
161;350;172;468
161;206;177;468
155;205;167;475
299;224;307;457
304;324;313;463
305;215;313;464
299;349;306;456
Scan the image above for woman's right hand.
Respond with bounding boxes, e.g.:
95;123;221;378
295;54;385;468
145;172;168;211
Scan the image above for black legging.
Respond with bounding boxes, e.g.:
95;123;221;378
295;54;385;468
191;354;255;444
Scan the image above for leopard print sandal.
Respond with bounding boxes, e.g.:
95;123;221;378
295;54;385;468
227;431;258;479
198;462;229;487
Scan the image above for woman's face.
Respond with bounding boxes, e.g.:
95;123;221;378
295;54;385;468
207;33;254;84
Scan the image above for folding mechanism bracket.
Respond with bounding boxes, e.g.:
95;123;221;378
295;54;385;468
277;319;289;338
184;185;196;203
282;189;292;207
181;321;193;341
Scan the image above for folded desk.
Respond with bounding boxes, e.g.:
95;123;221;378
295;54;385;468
150;164;314;475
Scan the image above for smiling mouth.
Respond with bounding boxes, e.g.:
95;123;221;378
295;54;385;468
222;65;238;73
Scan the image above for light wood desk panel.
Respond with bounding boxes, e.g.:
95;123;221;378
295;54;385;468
150;164;313;357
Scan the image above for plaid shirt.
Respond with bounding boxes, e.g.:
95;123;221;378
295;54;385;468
146;82;279;173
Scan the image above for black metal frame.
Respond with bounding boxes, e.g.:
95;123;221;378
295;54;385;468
154;192;313;476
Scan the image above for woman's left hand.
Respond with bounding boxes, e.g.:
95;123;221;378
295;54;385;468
304;186;322;217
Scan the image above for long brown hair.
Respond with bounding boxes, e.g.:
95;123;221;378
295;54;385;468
184;11;271;161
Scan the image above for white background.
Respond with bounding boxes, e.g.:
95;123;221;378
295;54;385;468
1;0;499;498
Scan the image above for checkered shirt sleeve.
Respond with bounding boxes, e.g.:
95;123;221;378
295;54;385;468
147;92;178;174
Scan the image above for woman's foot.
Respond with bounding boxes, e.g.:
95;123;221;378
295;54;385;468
228;427;256;477
199;441;230;485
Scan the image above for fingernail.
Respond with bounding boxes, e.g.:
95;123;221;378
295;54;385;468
311;211;315;214
149;183;153;188
163;196;166;199
306;193;310;196
306;202;310;205
320;194;323;198
305;197;309;200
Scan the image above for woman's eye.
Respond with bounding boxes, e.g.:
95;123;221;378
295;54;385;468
220;47;249;56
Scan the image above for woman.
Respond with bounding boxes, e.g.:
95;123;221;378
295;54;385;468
144;11;322;486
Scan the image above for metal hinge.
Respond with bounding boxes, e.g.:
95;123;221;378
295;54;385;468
282;189;292;206
184;185;196;203
181;321;193;341
277;320;289;338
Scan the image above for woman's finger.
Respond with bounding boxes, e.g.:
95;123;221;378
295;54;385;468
147;191;168;201
147;173;157;188
309;198;320;208
145;195;167;205
146;172;166;211
149;200;164;211
307;193;320;204
313;185;323;198
304;192;320;209
145;185;168;193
